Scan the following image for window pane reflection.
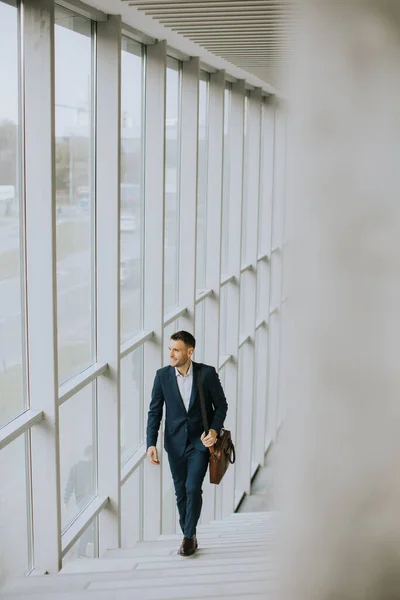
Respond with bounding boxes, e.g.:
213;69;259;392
0;0;26;426
164;58;181;315
0;434;31;588
121;346;144;464
221;86;231;277
241;95;250;265
120;38;145;342
196;74;209;291
195;301;205;363
121;465;142;547
55;8;95;384
63;517;98;563
60;384;97;532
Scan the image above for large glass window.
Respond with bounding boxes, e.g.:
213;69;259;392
219;285;228;356
196;72;209;291
241;93;250;265
0;0;26;426
55;8;95;385
121;465;142;547
194;301;205;363
258;101;266;255
0;435;32;587
120;38;145;342
164;57;182;315
121;346;144;464
63;518;98;563
60;384;97;532
221;85;231;278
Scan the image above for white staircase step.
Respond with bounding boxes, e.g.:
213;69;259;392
103;540;272;559
1;511;277;599
60;558;137;574
135;554;274;571
2;580;274;599
127;539;270;552
2;560;275;596
87;568;275;592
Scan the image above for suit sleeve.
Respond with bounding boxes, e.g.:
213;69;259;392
209;367;228;433
146;371;164;449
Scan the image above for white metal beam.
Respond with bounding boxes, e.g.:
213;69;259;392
201;68;225;524
179;57;200;331
0;411;44;451
96;14;122;554
24;0;61;575
142;40;167;541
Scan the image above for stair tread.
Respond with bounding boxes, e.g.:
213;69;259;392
1;511;277;599
2;580;273;599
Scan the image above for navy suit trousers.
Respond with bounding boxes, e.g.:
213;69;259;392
167;439;209;538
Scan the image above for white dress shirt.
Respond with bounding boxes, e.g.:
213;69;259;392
175;362;193;412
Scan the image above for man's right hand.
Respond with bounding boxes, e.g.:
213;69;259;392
147;446;160;465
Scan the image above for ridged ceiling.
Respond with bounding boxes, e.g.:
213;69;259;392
123;0;295;88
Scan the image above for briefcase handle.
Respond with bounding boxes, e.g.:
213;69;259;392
197;367;214;452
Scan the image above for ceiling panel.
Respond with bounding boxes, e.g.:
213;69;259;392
122;0;295;88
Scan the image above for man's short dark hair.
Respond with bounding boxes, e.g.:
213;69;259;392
170;330;196;349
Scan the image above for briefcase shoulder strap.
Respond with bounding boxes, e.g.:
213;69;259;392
197;366;209;437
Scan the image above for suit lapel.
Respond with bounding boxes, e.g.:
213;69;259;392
188;361;200;412
169;366;186;412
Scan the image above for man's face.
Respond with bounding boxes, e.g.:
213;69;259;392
169;339;193;368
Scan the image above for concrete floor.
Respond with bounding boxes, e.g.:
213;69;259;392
237;445;277;513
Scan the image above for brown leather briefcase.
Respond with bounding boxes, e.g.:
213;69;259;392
197;369;236;485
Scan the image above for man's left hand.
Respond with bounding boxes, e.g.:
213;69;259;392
201;429;218;448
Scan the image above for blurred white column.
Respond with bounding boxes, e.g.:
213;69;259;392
279;2;400;598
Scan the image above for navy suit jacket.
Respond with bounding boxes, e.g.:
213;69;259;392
146;361;228;459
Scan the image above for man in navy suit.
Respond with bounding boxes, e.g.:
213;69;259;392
146;330;228;556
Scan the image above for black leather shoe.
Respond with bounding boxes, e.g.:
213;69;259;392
179;535;198;556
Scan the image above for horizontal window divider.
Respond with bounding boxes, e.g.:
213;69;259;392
240;262;255;274
121;443;147;486
257;253;269;263
218;354;233;370
234;489;246;511
271;246;281;254
225;74;238;84
167;46;191;62
122;23;156;46
0;410;44;451
61;495;109;558
255;319;268;331
120;330;155;360
195;289;214;304
200;61;218;74
251;462;259;480
269;306;280;316
265;438;273;456
164;306;188;328
220;274;236;287
56;0;107;21
59;362;109;406
239;334;253;349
